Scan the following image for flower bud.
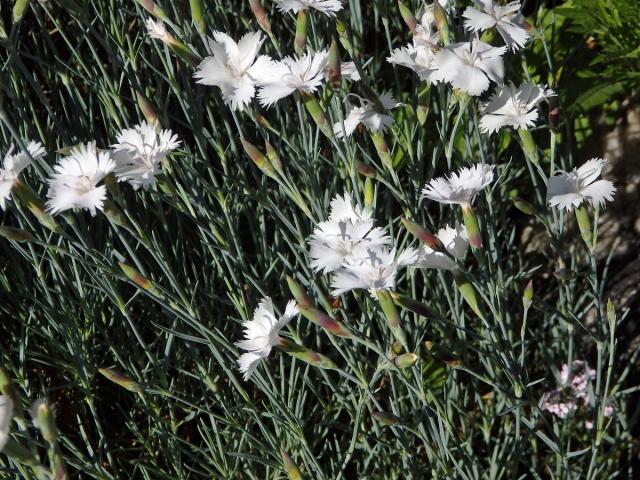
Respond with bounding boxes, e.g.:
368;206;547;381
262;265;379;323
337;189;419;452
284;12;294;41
328;38;341;90
300;92;334;139
432;1;450;45
250;0;272;34
298;305;353;338
276;338;337;370
280;449;303;480
241;139;278;180
606;298;616;330
136;91;159;126
0;226;35;243
264;139;283;174
286;276;313;308
517;129;539;165
522;279;533;310
397;1;417;33
34;401;57;443
461;204;482;249
294;10;308;55
98;368;143;392
512;197;535;215
136;0;169;22
394;353;418;368
189;0;206;35
376;289;407;349
356;161;376;178
370;132;393;170
401;217;443;251
390;292;442;320
454;273;484;320
364;177;374;207
371;411;400;426
574;205;594;252
118;262;163;298
12;180;62;234
12;0;30;23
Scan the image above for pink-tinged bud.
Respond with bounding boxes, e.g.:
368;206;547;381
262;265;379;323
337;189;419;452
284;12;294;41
371;411;400;426
298;305;353;338
453;273;484;320
548;95;560;130
286;276;313;308
118;262;163;298
522;280;533;310
280;449;303;479
370;131;393;170
264;139;283;174
241;139;278;179
98;368;143;392
136;91;158;126
461;204;482;249
12;180;62;234
394;353;418;368
401;217;444;251
328;38;341;89
376;290;407;349
276;338;337;370
0;226;35;243
250;0;272;34
294;10;308;55
356;160;376;177
397;1;417;33
390;292;442;320
136;0;169;21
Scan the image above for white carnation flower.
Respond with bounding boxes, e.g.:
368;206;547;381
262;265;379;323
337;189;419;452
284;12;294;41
145;18;171;43
112;122;181;190
387;43;441;84
46;142;116;216
257;51;328;107
480;82;555;134
463;0;529;51
546;158;616;211
0;141;45;210
236;298;299;381
433;39;506;96
330;247;419;297
194;31;272;111
308;193;390;273
422;164;495;206
333;94;399;139
414;223;469;271
275;0;343;16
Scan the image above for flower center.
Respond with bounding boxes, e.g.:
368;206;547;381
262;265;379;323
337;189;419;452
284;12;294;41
74;176;94;195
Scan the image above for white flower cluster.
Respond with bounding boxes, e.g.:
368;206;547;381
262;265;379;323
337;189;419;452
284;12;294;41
0;123;181;216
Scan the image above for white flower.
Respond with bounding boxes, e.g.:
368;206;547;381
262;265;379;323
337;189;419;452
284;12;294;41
0;395;13;452
0;141;46;210
330;247;419;297
336;61;360;82
415;223;469;271
145;18;171;43
422;164;495;206
194;31;272;111
387;43;441;84
112;122;181;190
480;82;556;134
333;94;400;139
236;298;298;380
275;0;343;16
433;39;506;96
546;158;616;211
463;0;529;51
46;142;116;216
414;10;441;48
257;51;328;107
308;193;390;273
